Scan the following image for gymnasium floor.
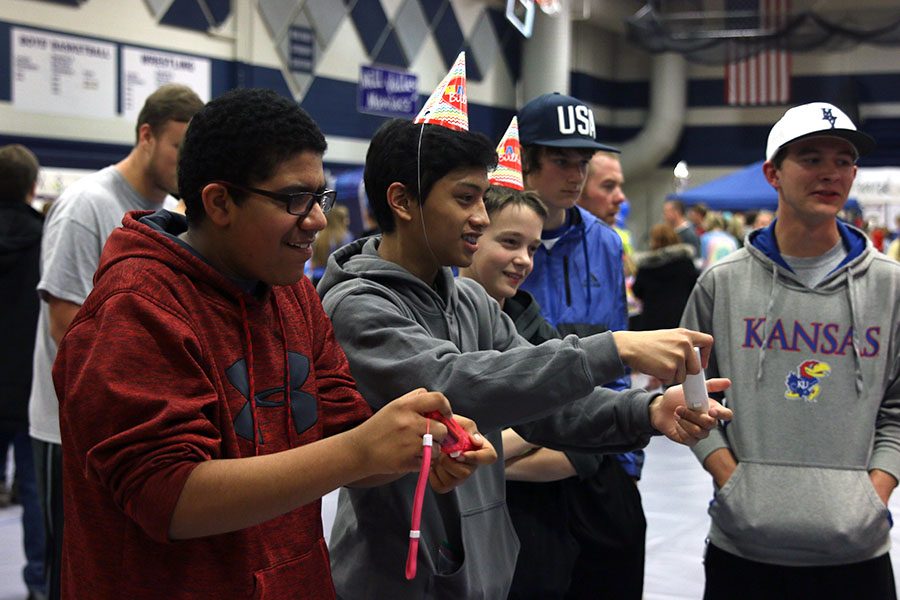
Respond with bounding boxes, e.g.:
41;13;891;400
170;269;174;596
3;436;900;599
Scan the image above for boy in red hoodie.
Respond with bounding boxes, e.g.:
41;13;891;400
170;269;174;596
52;88;494;599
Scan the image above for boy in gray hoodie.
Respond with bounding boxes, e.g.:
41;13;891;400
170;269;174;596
318;117;732;599
682;102;900;599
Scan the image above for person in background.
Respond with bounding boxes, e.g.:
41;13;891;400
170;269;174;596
752;209;774;230
310;203;351;285
688;203;708;236
633;223;698;331
699;212;739;270
886;227;900;261
0;144;47;600
664;199;702;257
577;152;626;228
28;83;204;600
726;212;746;247
578;151;637;274
870;224;888;253
682;102;899;599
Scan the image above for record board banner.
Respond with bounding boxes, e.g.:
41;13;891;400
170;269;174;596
122;46;211;120
13;27;116;119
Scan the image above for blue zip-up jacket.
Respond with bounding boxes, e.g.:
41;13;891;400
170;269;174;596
520;206;643;477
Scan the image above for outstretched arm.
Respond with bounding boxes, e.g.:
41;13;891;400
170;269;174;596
169;390;453;539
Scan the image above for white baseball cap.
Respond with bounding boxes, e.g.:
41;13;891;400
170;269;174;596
765;102;875;162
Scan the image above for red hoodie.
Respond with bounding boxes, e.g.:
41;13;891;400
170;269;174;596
53;210;372;599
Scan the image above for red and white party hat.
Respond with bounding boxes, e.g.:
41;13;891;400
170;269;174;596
489;116;524;190
414;52;468;132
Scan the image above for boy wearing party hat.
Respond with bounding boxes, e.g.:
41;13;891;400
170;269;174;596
319;54;731;598
50;88;495;600
461;119;598;598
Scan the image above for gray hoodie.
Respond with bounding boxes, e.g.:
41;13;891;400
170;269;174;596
318;236;659;599
683;222;900;567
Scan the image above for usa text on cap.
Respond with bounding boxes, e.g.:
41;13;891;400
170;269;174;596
518;92;620;152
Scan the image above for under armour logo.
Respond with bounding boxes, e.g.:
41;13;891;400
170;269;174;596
226;352;318;443
822;108;837;128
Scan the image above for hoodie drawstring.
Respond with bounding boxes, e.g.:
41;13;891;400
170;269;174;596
238;292;295;456
755;263;780;386
845;265;865;399
237;296;259;456
272;293;294;444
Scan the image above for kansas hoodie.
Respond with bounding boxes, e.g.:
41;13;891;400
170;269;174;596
53;210;371;599
318;236;659;599
683;221;900;566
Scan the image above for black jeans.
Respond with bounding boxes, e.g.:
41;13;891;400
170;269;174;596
704;542;897;600
33;439;62;600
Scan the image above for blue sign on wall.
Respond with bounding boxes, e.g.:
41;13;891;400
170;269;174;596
288;26;314;74
357;65;418;118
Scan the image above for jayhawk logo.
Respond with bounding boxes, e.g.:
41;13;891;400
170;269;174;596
785;360;832;402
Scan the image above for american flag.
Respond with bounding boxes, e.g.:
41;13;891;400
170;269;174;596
725;0;791;106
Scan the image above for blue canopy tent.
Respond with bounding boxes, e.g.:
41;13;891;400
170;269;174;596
669;160;858;212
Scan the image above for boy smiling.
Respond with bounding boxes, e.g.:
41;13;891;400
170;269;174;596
52;88;492;599
319;64;730;597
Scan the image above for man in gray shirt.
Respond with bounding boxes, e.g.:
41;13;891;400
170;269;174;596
682;102;900;599
29;83;203;600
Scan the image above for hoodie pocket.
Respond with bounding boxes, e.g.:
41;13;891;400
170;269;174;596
252;538;334;600
426;499;520;600
710;462;891;564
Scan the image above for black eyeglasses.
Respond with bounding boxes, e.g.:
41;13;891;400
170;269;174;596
213;181;336;218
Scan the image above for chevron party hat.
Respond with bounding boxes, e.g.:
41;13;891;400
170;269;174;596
489;116;524;190
414;51;468;132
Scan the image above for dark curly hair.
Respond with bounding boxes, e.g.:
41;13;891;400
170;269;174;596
364;119;497;234
178;88;327;227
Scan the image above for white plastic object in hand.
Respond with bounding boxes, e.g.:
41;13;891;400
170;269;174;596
682;347;709;413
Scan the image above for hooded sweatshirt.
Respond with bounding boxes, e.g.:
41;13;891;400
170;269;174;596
318;236;658;599
53;210;371;599
0;201;43;431
683;221;900;567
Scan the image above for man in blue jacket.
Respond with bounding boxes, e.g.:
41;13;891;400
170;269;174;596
519;92;646;599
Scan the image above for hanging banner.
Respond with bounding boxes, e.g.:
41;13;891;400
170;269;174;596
122;46;211;120
358;65;418;118
12;27;117;119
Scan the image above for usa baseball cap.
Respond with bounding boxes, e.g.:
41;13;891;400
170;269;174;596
519;92;620;152
765;102;875;161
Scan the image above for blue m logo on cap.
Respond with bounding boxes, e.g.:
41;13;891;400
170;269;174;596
822;108;837;128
